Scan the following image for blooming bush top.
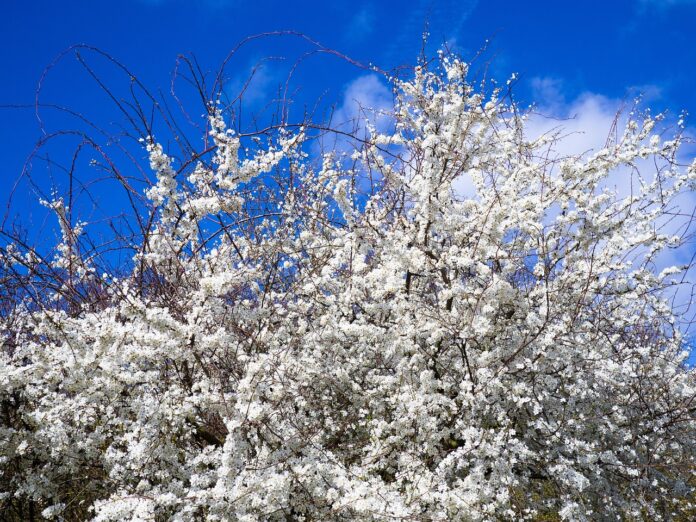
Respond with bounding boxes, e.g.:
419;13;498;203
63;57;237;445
2;52;696;521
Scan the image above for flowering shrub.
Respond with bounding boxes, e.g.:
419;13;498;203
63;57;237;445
2;49;696;520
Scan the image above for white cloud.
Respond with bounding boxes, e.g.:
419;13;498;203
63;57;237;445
319;74;393;156
138;0;237;7
346;5;376;41
525;83;622;167
311;74;396;204
636;0;696;17
224;61;280;113
639;0;696;6
325;71;696;339
386;0;479;61
525;77;696;328
332;75;392;130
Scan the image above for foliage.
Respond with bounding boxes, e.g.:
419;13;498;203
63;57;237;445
2;47;696;520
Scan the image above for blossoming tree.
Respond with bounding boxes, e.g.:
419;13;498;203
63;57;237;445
2;43;696;520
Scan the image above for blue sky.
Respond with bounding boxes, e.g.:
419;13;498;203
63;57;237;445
3;0;696;106
3;0;696;193
2;0;696;239
1;0;696;341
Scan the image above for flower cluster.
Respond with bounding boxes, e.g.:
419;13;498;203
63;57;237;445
2;54;696;521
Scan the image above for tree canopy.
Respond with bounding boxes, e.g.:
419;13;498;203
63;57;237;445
2;46;696;521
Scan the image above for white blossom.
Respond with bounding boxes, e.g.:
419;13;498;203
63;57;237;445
2;51;695;521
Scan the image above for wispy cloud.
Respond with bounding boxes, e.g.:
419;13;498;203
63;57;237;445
137;0;238;9
639;0;696;6
345;4;376;42
225;61;279;109
636;0;696;14
525;77;696;320
525;79;624;163
386;0;479;62
314;74;394;180
331;74;392;133
454;75;694;323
